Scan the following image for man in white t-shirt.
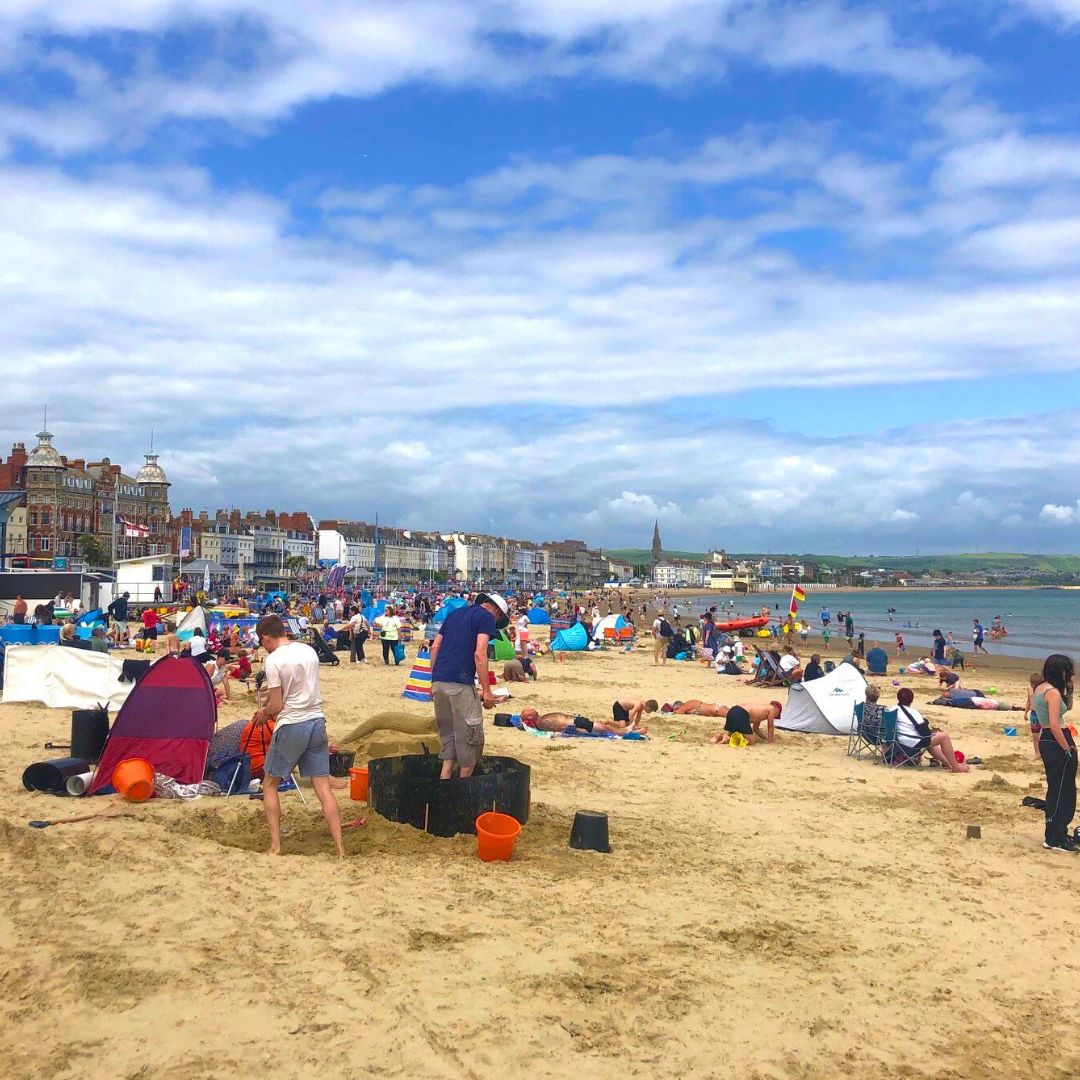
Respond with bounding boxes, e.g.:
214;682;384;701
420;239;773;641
778;647;803;681
252;614;345;857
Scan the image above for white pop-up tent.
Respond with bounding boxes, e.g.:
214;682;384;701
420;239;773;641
777;663;867;735
2;644;133;711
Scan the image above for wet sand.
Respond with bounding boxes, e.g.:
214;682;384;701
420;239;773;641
1;639;1077;1079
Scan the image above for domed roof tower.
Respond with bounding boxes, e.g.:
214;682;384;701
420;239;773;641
26;428;63;469
135;452;169;486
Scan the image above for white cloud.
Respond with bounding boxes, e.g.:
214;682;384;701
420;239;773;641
953;217;1080;270
0;2;976;155
1003;1;1080;23
935;133;1080;193
1039;502;1080;523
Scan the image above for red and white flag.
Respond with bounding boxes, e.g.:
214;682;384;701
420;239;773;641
116;514;149;538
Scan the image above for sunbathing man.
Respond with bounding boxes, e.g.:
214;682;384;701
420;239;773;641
612;697;658;728
709;701;783;745
518;708;647;736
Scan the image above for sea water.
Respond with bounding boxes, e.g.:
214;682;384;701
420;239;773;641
683;588;1080;661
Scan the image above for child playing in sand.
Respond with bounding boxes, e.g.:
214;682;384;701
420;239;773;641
1026;671;1043;757
612;698;657;728
894;632;906;656
709;701;782;745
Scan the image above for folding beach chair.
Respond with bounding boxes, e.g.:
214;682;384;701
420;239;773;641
308;629;340;666
847;701;884;761
750;645;792;688
879;708;923;768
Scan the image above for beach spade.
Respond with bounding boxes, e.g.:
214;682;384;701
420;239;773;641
29;804;129;829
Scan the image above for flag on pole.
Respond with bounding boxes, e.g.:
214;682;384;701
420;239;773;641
115;514;149;538
789;584;805;618
202;561;211;595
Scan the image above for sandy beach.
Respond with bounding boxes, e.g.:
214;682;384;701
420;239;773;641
2;635;1078;1079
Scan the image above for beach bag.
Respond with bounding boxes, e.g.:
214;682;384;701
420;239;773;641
393;641;406;663
658;618;673;638
212;753;251;796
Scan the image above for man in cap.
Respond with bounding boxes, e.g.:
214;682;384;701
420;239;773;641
428;591;509;779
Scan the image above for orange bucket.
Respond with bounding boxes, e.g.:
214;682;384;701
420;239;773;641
349;767;369;802
112;757;154;802
475;811;521;862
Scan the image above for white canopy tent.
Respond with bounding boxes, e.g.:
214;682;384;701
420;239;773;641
777;663;867;735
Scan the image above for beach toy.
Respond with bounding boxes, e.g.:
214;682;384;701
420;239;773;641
954;751;965;764
892;679;900;686
987;686;998;694
22;757;94;795
729;732;748;748
569;810;611;854
476;811;522;862
349;766;369;802
329;749;355;778
1002;726;1017;737
111;757;155;802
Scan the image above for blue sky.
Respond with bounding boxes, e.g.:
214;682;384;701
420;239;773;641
2;1;1080;554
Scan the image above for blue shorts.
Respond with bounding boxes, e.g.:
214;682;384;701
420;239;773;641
264;717;330;779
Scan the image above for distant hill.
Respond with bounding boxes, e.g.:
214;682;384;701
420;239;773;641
602;549;1080;577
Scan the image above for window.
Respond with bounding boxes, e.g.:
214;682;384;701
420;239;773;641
39;537;51;552
29;512;37;526
42;512;51;526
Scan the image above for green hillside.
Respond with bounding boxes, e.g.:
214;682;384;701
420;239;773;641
603;548;1080;577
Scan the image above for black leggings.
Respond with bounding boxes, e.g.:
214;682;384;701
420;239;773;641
350;629;367;662
1039;728;1077;844
382;639;399;665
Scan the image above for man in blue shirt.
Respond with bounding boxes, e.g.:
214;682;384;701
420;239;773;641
972;619;988;655
429;592;509;779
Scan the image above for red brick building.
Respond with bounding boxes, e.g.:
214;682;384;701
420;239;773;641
0;430;173;563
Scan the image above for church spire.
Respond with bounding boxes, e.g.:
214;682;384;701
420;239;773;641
651;519;663;567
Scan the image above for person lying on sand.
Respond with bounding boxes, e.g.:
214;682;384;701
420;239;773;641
709;701;783;746
518;708;647;736
612;697;657;728
670;700;727;716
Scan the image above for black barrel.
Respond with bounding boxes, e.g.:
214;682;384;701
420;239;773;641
570;810;612;853
22;758;94;795
368;753;530;838
71;708;110;763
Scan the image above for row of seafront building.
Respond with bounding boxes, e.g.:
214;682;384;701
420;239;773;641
0;428;633;589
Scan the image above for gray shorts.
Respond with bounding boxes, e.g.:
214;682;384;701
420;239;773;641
264;717;330;778
432;682;484;768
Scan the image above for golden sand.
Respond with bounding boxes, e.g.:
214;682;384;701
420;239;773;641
1;637;1077;1078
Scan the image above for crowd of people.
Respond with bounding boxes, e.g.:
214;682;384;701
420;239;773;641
4;578;1071;858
